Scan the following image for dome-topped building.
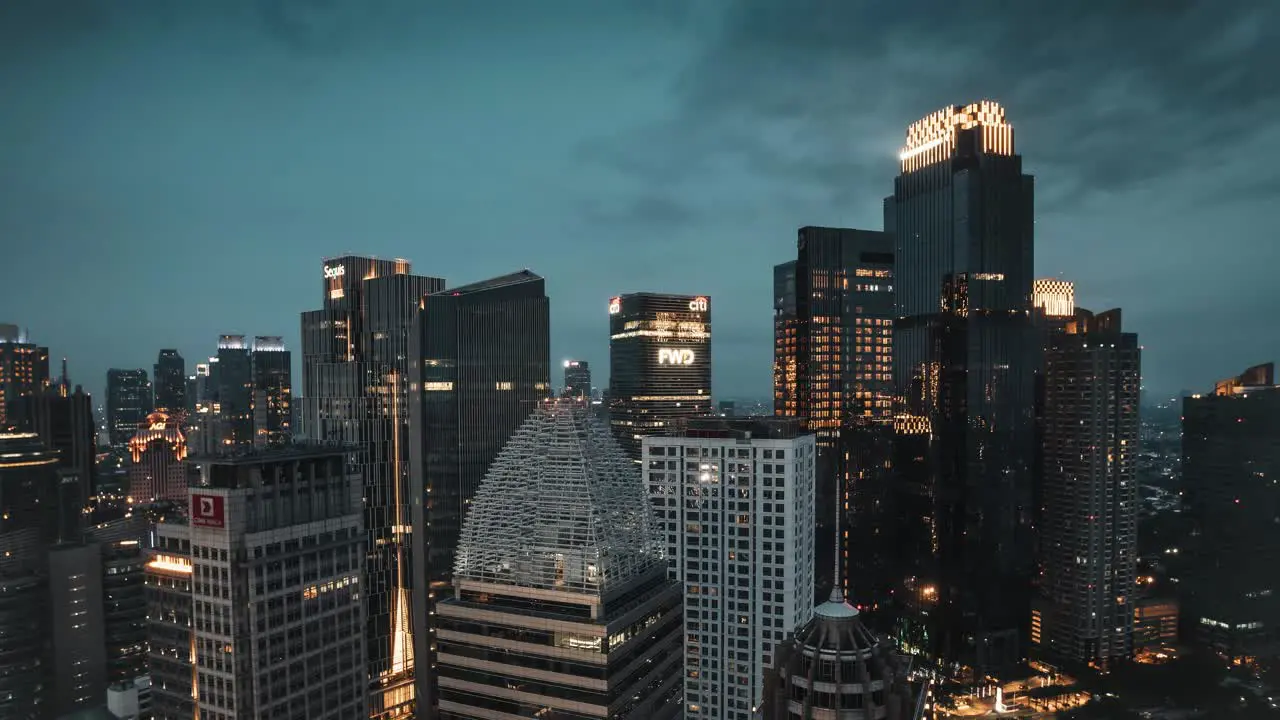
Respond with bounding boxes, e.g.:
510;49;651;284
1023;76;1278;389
762;584;928;719
433;402;683;719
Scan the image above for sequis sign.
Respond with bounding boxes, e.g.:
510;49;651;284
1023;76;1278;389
192;494;225;528
323;264;346;279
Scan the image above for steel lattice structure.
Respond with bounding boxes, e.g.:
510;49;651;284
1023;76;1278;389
454;402;663;595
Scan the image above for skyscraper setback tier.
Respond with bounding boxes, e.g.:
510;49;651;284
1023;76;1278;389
407;269;550;714
1033;309;1140;670
644;417;817;720
436;404;682;719
153;349;186;413
1181;363;1280;661
773;226;894;604
884;100;1037;675
0;323;49;427
608;292;711;461
107;368;152;448
301;254;445;718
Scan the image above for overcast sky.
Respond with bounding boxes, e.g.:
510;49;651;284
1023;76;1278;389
3;0;1277;403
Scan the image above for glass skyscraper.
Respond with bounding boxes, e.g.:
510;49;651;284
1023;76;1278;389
302;255;445;718
885;101;1037;676
152;349;186;414
608;293;711;461
106;368;152;449
408;270;550;714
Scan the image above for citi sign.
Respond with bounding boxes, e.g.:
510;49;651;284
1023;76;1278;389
658;348;696;365
688;296;708;312
323;264;346;279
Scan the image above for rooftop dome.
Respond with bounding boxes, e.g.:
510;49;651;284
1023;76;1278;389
453;402;663;595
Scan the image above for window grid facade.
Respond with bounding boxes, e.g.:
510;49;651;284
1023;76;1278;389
644;419;816;720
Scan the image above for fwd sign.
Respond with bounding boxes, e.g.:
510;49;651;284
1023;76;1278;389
192;494;225;528
658;348;696;365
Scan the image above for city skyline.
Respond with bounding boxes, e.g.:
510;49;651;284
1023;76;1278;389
3;1;1278;405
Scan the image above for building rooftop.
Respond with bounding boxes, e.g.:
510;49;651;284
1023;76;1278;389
435;269;542;295
676;415;807;440
454;402;663;595
189;441;353;465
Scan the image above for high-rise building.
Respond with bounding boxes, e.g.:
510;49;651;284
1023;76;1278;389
408;270;550;712
1033;308;1140;670
773;227;895;603
97;538;149;684
644;416;816;719
150;446;367;718
608;292;711;461
302;255;445;717
127;411;191;505
435;403;683;719
563;358;591;399
48;541;108;716
144;523;195;720
107;368;152;449
0;323;50;427
216;335;254;449
1181;362;1280;661
9;381;97;508
885;100;1037;674
153;349;186;413
0;432;62;719
251;336;292;446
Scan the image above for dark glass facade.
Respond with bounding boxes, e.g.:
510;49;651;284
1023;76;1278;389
216;335;254;449
608;293;711;461
1181;363;1280;662
0;432;63;720
145;525;194;720
1034;309;1140;669
107;368;152;448
408;270;550;713
885;101;1037;676
773;227;895;604
251;336;292;447
301;255;445;718
9;384;97;508
153;349;186;414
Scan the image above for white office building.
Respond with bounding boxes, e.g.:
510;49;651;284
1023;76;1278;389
643;417;816;720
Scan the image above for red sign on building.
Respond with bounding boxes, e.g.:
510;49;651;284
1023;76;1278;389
191;494;225;528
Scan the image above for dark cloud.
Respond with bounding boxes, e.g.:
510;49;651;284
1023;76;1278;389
589;0;1280;206
579;193;699;232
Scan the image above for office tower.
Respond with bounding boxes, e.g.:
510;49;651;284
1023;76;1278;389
184;374;199;414
9;381;97;508
127;411;191;505
150;446;368;718
145;523;195;719
302;254;445;717
0;432;62;719
251;335;292;446
885;100;1037;674
435;404;683;719
1181;362;1280;662
107;369;152;448
0;323;50;427
608;292;712;460
563;358;591;398
99;538;149;683
216;334;254;449
153;349;186;413
408;270;550;712
49;541;109;715
773;227;895;603
644;416;817;719
1033;309;1140;669
762;591;926;720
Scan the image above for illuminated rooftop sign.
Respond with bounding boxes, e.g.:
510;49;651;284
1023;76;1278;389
608;297;621;315
689;296;708;312
324;264;346;279
658;348;695;365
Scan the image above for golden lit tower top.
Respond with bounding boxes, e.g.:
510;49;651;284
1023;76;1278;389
1033;278;1075;318
899;100;1014;172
